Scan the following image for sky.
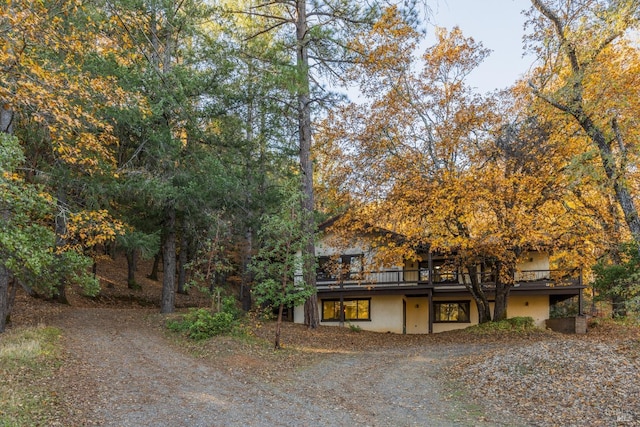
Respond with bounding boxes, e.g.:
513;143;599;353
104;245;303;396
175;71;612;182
427;0;536;93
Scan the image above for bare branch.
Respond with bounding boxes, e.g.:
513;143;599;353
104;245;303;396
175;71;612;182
243;19;290;41
528;80;573;114
531;0;580;73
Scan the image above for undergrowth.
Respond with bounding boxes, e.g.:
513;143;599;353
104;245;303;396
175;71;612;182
166;296;245;340
0;325;64;426
465;316;536;334
588;315;640;328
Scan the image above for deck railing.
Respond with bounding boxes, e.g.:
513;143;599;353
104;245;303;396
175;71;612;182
311;268;581;290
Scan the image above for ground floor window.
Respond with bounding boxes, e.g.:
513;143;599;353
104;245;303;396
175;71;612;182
433;301;470;323
322;299;370;321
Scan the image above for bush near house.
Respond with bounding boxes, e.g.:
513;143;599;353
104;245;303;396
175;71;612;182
465;316;535;334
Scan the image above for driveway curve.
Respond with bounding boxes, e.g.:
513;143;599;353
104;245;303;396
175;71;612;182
52;308;511;426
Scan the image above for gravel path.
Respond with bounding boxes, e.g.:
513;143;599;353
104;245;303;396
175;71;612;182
52;308;508;427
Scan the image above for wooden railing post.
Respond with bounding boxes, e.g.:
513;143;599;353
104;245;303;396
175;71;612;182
578;267;584;315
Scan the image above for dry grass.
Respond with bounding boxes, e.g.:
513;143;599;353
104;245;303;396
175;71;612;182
0;325;67;426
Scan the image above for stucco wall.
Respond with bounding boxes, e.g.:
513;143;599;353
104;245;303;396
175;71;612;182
518;251;550;271
294;295;405;334
294;294;552;333
507;295;549;328
364;295;404;333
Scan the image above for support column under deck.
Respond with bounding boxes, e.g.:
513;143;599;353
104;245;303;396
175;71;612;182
428;288;433;334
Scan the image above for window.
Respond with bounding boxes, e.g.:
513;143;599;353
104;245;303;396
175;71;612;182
322;299;370;321
317;254;363;282
344;255;362;278
433;301;470;323
317;256;337;281
418;259;458;283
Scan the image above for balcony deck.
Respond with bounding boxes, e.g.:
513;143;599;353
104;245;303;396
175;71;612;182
312;269;583;296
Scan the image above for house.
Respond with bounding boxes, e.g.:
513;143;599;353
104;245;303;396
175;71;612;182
293;225;585;334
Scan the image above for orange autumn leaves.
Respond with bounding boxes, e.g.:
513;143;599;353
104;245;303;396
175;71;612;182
1;0;132;252
315;6;612;269
1;0;128;173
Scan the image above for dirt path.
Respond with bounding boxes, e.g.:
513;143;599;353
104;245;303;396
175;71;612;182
52;308;514;427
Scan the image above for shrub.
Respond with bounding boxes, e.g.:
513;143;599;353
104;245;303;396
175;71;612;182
167;299;243;340
347;322;362;333
220;296;242;319
466;316;536;334
506;316;535;329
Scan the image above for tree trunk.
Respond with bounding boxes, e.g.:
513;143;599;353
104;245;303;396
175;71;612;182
161;204;176;313
53;191;69;304
464;263;491;323
275;302;283;350
611;294;627;318
7;277;17;324
1;103;13;134
493;289;509;321
0;105;12;332
240;226;253;311
580;116;640;244
531;0;640;251
0;265;9;333
493;261;513;322
148;251;161;281
296;0;319;329
126;249;139;289
177;235;188;295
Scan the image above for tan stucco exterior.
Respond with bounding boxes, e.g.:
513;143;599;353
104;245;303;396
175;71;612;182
293;234;570;334
294;293;552;334
311;295;405;334
519;251;550;271
507;295;549;328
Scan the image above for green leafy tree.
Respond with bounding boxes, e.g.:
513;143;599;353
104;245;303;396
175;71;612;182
593;242;640;318
2;0;127;303
105;0;244;313
251;181;315;349
226;0;424;328
0;134;98;332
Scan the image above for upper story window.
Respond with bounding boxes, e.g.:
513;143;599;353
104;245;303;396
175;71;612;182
317;254;363;282
419;259;458;283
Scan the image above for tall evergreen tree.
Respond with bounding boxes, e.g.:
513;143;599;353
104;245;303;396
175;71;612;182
225;0;421;327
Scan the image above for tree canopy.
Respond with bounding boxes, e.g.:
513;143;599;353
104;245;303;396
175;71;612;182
2;0;640;330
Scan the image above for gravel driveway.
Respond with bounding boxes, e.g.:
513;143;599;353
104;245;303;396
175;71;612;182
52;308;513;427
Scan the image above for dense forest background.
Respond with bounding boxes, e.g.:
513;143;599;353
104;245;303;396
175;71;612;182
1;0;639;333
